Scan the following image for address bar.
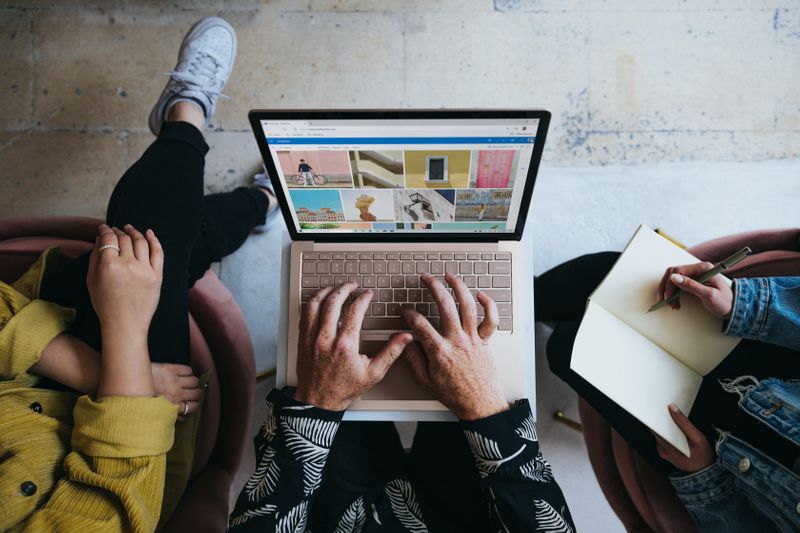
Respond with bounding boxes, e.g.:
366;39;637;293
289;128;523;136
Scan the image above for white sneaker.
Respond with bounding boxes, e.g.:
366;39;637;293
148;16;237;135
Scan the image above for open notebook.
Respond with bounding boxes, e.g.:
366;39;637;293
571;225;741;456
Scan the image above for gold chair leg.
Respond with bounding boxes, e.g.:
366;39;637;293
553;411;583;433
256;368;277;382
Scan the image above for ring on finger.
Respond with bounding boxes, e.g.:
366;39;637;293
181;401;189;416
98;244;121;254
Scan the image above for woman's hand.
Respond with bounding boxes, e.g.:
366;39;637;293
657;262;734;318
653;404;716;473
88;224;163;398
151;363;204;420
294;283;413;411
87;224;164;335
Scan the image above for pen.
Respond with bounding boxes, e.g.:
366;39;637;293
647;246;752;313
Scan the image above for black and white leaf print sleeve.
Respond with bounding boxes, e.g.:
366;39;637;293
385;479;427;533
459;400;575;533
229;387;344;532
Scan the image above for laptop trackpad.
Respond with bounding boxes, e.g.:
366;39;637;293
359;340;434;400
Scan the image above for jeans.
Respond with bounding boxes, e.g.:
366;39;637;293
535;252;800;476
40;121;268;365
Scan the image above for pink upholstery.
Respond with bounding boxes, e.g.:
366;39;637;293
165;274;257;532
187;314;219;480
0;216;255;531
690;228;800;278
579;228;800;532
578;399;650;532
0;215;103;242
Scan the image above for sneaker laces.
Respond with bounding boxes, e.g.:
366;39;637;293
164;50;230;100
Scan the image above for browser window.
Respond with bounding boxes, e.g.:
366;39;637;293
260;118;539;234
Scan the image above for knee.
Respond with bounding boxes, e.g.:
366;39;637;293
545;323;579;379
576;251;622;283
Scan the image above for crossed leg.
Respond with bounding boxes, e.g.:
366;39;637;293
41;104;269;366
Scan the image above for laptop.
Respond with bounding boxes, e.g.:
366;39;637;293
249;109;550;417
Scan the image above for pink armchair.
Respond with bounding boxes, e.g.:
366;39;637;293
578;228;800;532
0;216;256;533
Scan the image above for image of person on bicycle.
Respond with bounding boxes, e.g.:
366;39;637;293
298;159;314;186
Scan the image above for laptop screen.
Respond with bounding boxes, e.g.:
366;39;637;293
253;112;548;241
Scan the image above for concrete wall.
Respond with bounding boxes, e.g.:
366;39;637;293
1;0;797;219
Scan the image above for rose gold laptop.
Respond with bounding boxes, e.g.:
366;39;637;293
250;109;549;419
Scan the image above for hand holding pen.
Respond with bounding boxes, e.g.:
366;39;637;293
650;247;752;317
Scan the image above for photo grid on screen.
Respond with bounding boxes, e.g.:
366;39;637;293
263;119;537;234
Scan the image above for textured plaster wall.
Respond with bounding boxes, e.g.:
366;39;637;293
1;0;799;220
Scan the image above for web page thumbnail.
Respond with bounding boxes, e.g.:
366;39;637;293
455;189;512;221
468;149;521;188
299;222;372;230
349;150;404;189
341;189;395;222
289;189;345;225
277;150;353;189
404;150;470;189
432;221;507;231
394;189;455;222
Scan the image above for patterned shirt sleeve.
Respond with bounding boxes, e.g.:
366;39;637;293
460;400;575;532
228;387;343;531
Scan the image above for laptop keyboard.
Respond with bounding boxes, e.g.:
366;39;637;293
300;252;512;331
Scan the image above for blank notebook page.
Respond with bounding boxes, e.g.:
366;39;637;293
572;301;701;456
590;225;740;376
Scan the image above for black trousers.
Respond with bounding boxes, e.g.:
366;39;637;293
40;122;268;365
535;252;800;476
309;421;493;532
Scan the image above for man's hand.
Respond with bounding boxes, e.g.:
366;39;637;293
401;272;508;421
657;262;734;318
87;224;164;336
295;282;413;411
653;404;716;473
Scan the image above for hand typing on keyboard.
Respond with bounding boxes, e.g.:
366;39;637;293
300;251;514;331
294;282;413;411
401;272;509;420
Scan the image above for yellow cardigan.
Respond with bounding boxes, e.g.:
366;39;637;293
0;249;194;532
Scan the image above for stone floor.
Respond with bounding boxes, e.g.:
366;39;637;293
2;2;799;531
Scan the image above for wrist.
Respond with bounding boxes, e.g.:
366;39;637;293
721;299;733;320
100;321;150;348
101;332;148;358
294;387;349;412
456;396;509;421
686;456;716;474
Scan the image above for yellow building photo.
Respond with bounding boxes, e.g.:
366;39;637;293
403;150;471;189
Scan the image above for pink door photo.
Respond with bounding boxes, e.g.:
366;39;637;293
475;150;514;188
